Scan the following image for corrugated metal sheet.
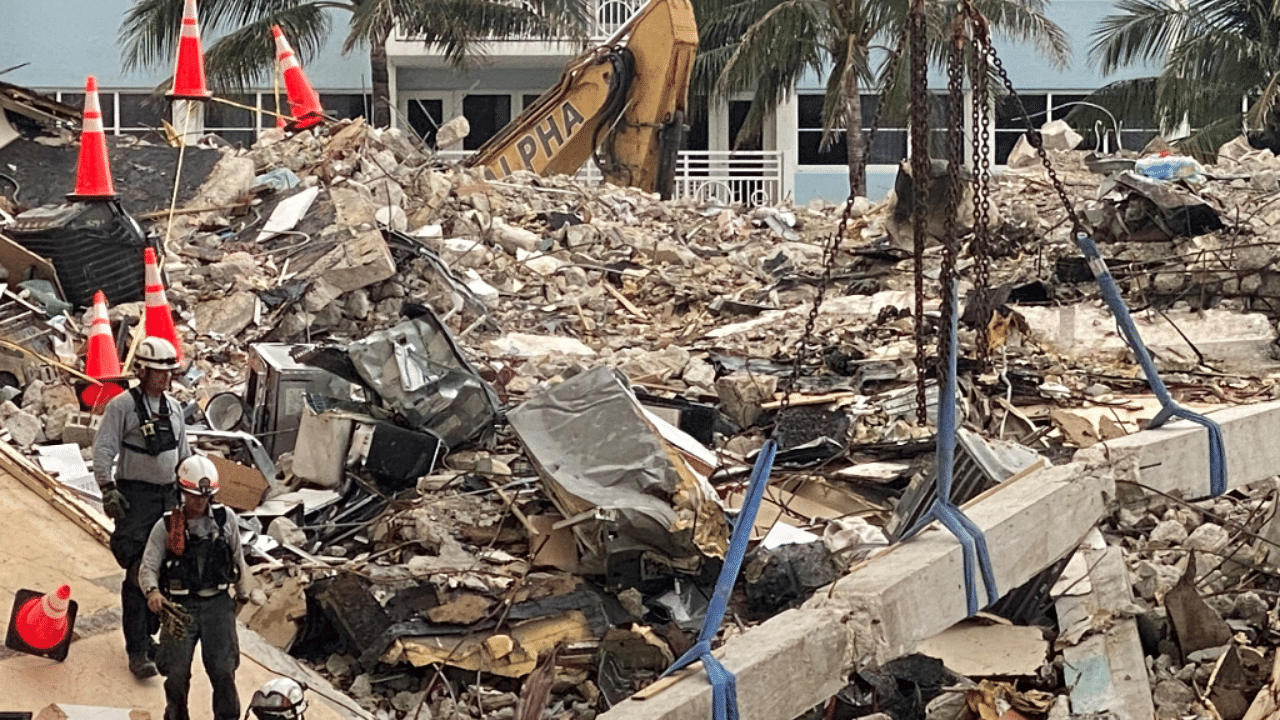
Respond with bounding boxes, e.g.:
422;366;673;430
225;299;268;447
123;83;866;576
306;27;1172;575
6;200;150;308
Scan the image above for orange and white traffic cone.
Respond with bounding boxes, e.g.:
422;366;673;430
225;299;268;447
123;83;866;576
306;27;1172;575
168;0;212;100
143;248;184;367
5;584;77;661
271;25;325;130
68;76;116;201
81;291;126;409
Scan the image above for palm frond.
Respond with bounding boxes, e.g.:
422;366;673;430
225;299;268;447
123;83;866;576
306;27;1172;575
970;0;1070;68
1089;0;1188;73
713;0;828;100
204;6;332;92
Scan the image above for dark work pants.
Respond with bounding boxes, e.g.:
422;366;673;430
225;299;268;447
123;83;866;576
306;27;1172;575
156;592;240;720
110;479;176;657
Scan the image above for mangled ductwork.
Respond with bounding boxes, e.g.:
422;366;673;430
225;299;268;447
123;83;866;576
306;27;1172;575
343;313;500;450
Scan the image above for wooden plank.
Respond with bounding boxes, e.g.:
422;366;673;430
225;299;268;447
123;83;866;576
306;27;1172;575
0;441;110;547
1056;540;1154;719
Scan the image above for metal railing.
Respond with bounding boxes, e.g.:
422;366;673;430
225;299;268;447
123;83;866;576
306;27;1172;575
394;0;645;42
436;149;784;205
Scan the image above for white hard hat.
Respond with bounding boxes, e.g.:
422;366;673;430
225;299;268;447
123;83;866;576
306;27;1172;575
177;455;219;496
249;677;308;720
136;337;181;371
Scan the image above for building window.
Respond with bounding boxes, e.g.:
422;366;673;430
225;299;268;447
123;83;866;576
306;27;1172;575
203;93;256;146
995;92;1127;162
461;94;511;150
318;93;371;121
117;93;165;136
407;98;444;147
728;100;762;151
798;94;846;165
798;94;924;166
683;106;708;151
57;92;116;129
995;94;1047;163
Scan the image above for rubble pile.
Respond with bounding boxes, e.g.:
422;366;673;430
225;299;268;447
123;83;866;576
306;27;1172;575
9;115;1280;719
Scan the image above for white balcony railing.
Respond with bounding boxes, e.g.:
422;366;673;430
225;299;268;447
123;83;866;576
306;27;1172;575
437;149;784;206
395;0;646;43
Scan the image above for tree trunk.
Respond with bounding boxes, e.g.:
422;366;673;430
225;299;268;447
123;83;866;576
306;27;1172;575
369;23;392;128
844;56;867;197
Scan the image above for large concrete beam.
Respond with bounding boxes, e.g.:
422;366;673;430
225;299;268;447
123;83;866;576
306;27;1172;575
601;401;1280;720
1086;401;1280;501
603;460;1113;720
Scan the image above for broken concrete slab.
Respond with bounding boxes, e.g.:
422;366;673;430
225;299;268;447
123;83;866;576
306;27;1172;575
193;290;256;337
1015;303;1277;372
1054;532;1154;719
299;186;397;293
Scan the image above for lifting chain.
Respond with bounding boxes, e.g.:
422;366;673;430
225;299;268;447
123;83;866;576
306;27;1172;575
987;47;1082;233
777;30;909;422
941;14;965;353
965;2;994;368
908;0;931;425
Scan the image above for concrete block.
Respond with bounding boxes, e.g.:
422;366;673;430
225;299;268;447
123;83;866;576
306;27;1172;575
1015;304;1277;373
62;411;101;448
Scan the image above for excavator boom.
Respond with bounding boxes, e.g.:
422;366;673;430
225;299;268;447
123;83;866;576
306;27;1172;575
466;0;697;198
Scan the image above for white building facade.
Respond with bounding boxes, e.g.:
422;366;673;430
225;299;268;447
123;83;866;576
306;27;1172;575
2;0;1152;205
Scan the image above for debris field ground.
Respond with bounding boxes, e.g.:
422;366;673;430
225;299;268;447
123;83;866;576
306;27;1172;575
6;116;1280;720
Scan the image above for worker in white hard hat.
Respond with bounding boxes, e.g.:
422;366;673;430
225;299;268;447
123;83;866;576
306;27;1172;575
139;455;251;720
249;678;309;720
92;335;191;679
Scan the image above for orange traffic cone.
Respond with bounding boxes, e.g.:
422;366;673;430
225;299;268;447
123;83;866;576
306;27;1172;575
271;25;325;130
68;76;116;201
5;585;77;661
143;248;184;367
168;0;212;100
81;291;126;409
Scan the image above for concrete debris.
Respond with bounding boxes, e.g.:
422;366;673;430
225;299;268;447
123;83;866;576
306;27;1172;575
10;116;1280;719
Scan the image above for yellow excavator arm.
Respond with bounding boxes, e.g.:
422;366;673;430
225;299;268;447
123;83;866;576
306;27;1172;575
465;0;698;198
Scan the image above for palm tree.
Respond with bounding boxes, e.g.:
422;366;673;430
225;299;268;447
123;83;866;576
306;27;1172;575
691;0;1068;196
119;0;591;129
1079;0;1280;157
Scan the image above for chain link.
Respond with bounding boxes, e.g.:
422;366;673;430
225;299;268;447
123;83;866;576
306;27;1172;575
939;15;965;395
778;30;908;422
909;0;931;426
966;4;993;369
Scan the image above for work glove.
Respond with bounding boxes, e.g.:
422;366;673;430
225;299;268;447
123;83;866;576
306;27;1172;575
102;485;129;520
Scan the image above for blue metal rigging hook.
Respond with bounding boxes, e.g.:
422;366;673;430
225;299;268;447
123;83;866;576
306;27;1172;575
660;439;777;720
1074;234;1227;497
897;278;999;616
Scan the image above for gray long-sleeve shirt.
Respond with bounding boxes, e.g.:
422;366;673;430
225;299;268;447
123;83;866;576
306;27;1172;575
138;504;250;598
93;388;191;489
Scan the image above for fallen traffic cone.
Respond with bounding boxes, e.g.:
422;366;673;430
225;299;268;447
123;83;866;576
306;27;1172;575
168;0;212;100
5;585;78;662
81;291;126;409
68;76;116;201
143;248;184;367
271;25;325;130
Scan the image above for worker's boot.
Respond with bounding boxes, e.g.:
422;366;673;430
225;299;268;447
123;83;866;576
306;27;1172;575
129;651;158;679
